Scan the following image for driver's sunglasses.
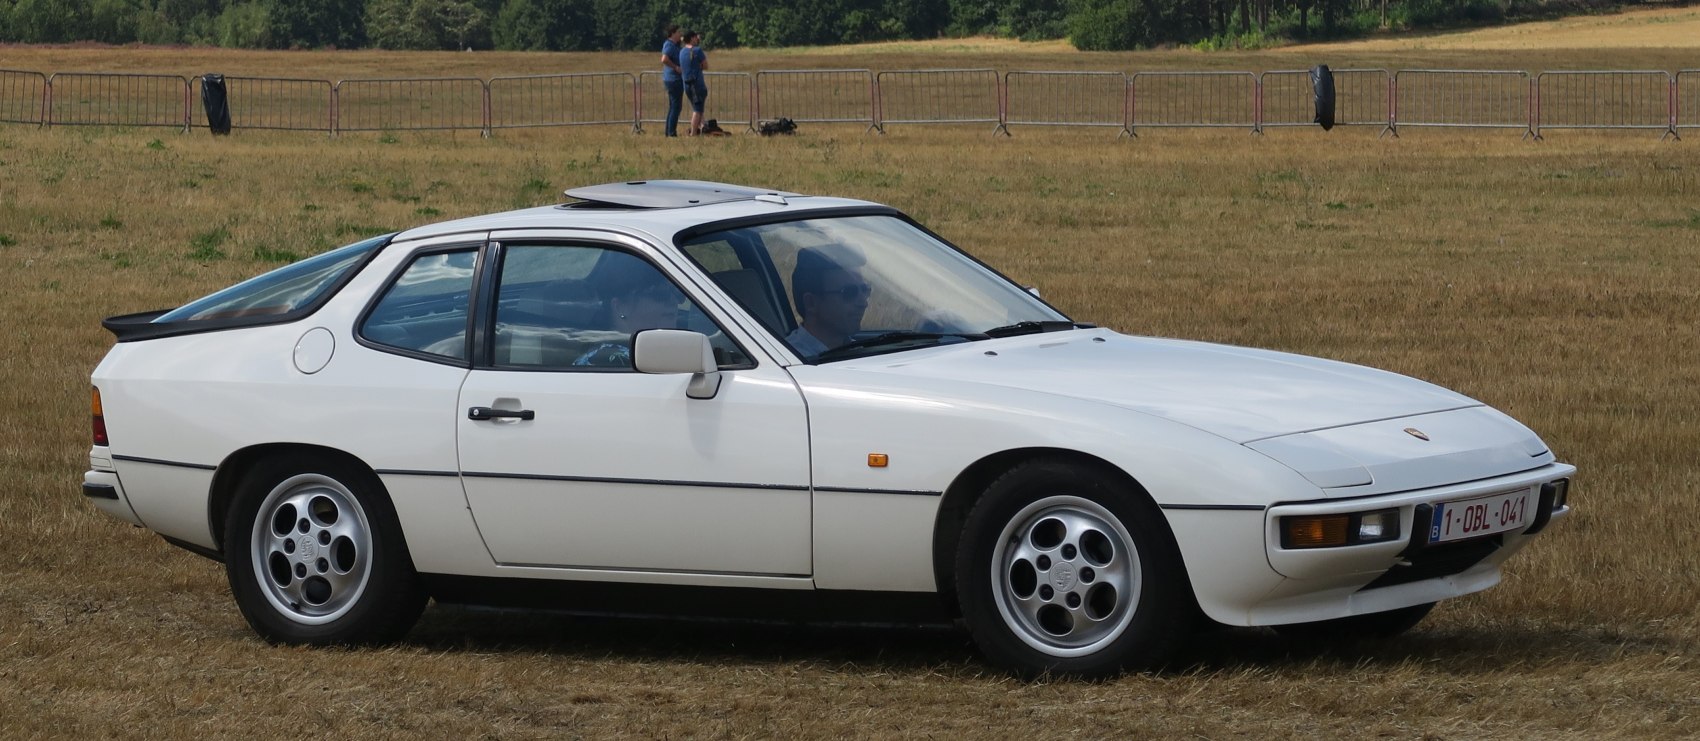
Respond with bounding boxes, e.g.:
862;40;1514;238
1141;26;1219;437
825;283;872;300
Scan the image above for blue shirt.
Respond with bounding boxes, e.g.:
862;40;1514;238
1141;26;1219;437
680;47;705;82
573;341;631;368
785;327;829;359
661;39;682;83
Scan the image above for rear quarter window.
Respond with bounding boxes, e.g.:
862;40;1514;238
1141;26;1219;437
359;249;479;362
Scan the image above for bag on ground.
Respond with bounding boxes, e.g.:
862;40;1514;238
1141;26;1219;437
758;118;798;136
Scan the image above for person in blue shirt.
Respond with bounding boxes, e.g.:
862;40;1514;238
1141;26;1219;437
659;24;684;137
680;31;709;136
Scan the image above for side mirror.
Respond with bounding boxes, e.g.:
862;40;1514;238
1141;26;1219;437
633;329;722;399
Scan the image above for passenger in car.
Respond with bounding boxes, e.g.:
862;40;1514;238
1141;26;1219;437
785;245;869;359
573;255;685;367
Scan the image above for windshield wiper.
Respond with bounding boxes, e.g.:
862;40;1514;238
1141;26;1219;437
814;331;986;362
982;320;1091;338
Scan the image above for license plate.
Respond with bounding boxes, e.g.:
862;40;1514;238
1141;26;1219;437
1428;488;1533;544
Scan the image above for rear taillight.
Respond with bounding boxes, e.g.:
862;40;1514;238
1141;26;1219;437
92;387;109;446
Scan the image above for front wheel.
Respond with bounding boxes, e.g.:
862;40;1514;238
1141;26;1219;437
223;455;426;645
955;458;1191;678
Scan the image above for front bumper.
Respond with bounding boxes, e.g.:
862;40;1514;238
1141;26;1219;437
1248;463;1574;626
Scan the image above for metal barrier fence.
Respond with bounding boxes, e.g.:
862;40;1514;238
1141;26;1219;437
46;72;189;129
874;69;1001;132
637;71;755;132
1390;70;1532;136
1;69;48;125
7;67;1700;140
1681;71;1700;133
333;77;487;134
1130;71;1258;133
193;76;333;132
1535;71;1674;139
755;69;876;129
1260;69;1390;129
1003;71;1130;134
490;73;637;132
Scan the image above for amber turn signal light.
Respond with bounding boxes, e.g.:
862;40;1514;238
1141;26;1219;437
1281;509;1402;549
1283;515;1350;548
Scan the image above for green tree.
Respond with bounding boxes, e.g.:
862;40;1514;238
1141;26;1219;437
133;7;183;43
155;0;218;42
1067;0;1149;48
493;0;598;50
216;1;273;46
591;0;663;50
998;0;1067;38
8;0;88;42
87;0;143;43
267;0;368;48
947;0;999;34
365;0;488;49
492;0;547;49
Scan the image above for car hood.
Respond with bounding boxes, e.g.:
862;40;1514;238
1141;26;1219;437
836;329;1478;444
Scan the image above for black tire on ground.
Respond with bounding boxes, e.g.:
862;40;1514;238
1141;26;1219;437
223;454;427;645
1271;602;1436;642
954;457;1191;678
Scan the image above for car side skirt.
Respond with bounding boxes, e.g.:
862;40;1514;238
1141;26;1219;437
422;574;955;626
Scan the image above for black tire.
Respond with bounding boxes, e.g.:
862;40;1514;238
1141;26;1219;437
1271;602;1435;642
223;454;427;645
954;457;1191;678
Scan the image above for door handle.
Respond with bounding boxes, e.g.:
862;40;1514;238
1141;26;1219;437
468;406;535;421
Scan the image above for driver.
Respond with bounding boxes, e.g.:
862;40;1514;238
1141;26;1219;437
574;254;684;368
785;245;869;359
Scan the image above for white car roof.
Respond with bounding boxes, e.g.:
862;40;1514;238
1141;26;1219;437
390;180;886;246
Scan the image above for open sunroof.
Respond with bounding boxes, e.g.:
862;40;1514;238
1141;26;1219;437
562;180;801;209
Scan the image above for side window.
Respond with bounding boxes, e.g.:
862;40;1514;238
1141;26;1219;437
491;244;752;370
360;249;478;361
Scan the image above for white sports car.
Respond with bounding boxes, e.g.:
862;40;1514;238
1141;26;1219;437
85;180;1572;676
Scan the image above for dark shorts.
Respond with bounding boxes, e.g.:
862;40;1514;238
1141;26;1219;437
685;80;708;112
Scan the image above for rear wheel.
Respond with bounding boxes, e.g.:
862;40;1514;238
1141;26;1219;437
955;458;1190;678
1271;602;1436;642
223;455;426;645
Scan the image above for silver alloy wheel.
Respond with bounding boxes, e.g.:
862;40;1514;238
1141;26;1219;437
248;473;374;625
991;495;1142;658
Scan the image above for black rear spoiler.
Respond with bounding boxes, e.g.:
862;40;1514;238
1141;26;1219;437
102;310;174;342
102;309;297;343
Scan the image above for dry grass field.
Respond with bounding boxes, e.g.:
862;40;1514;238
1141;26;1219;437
2;24;1699;739
1293;4;1700;51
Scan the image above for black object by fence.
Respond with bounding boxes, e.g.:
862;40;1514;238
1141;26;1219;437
200;74;231;135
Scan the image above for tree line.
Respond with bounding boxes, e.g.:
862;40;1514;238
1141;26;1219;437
0;0;1638;52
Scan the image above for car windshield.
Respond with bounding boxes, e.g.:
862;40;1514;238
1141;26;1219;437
155;234;391;323
679;215;1070;363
